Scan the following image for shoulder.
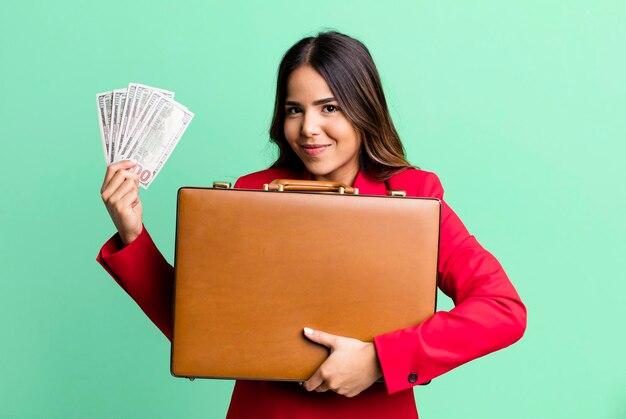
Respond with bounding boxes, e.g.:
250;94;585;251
387;168;444;198
233;167;300;189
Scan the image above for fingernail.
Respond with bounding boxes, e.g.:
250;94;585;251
304;327;314;336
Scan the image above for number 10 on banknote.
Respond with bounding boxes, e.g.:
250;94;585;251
96;83;194;189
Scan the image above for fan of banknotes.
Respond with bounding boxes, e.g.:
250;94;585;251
96;83;194;189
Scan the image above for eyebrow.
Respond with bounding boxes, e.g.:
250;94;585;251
285;97;337;106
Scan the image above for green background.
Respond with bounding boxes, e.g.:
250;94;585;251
1;1;624;418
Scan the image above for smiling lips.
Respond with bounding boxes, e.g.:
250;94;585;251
301;144;330;156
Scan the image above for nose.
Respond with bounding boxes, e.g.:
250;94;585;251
301;111;322;138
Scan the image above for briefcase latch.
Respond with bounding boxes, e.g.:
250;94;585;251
387;190;407;197
212;182;232;189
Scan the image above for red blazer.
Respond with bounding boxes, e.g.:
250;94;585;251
97;167;527;418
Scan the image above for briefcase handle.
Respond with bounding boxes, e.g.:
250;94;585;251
263;179;359;195
212;179;406;196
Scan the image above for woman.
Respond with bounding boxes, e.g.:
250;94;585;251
98;31;527;418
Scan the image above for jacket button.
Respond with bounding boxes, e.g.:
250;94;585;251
408;373;418;383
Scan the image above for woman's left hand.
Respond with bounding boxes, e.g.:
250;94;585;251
302;327;383;398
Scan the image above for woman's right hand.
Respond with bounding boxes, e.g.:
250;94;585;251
100;160;143;246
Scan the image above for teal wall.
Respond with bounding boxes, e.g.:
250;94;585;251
1;1;624;418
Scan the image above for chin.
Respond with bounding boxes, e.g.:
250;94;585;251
303;163;333;179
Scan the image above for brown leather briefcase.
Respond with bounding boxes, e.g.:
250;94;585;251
171;179;440;381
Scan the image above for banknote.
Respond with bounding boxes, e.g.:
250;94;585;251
117;91;163;160
116;83;138;161
125;96;194;189
108;88;127;163
96;91;113;163
96;83;192;189
117;83;174;160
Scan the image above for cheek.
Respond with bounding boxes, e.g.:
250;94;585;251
284;118;300;142
329;120;360;148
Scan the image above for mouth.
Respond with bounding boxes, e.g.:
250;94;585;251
301;144;331;156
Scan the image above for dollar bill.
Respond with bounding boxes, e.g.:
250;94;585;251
126;96;194;189
116;83;138;161
96;90;113;163
119;84;174;157
108;88;127;163
117;91;163;161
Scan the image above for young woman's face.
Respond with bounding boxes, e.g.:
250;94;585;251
283;65;362;185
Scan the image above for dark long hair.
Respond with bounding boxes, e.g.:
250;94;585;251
269;31;414;181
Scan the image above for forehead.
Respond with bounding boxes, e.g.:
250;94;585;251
286;65;334;100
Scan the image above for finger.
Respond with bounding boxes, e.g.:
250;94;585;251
102;160;137;192
108;177;138;207
102;171;136;204
117;181;140;209
303;327;338;349
314;382;329;393
345;389;361;398
102;161;137;195
122;189;142;213
303;370;324;392
102;170;139;202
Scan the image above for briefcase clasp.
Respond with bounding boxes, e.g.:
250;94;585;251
212;182;232;189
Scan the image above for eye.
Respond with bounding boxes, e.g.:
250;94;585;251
322;104;339;113
286;107;302;115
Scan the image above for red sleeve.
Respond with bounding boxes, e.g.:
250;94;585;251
96;224;175;340
373;172;527;394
